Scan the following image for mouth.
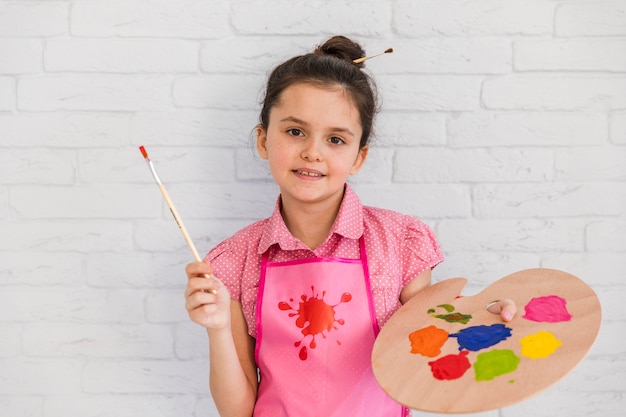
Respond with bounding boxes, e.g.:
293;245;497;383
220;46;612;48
293;169;324;178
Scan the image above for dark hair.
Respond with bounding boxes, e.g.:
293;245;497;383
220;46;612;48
259;36;379;149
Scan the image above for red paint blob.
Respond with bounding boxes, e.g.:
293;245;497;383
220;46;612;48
428;350;471;380
279;287;351;360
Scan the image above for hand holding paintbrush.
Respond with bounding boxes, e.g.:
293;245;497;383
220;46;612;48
139;146;217;295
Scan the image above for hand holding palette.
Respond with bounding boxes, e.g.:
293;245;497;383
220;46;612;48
371;268;601;413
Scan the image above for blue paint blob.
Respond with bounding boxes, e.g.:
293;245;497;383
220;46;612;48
450;324;513;351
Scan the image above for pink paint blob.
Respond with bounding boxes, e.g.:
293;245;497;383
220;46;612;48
523;295;572;323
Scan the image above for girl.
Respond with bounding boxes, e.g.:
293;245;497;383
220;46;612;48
184;35;516;417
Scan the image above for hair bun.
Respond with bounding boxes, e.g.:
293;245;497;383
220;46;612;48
315;35;366;67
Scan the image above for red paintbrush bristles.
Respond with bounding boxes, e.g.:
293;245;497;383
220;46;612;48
139;145;148;159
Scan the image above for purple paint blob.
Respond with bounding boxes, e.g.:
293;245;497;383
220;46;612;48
523;295;572;323
450;324;513;351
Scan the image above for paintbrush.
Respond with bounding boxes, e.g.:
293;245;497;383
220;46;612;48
139;145;217;294
353;48;393;64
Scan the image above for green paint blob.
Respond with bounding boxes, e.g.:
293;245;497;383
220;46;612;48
437;304;455;312
433;312;472;324
427;308;436;314
473;349;520;381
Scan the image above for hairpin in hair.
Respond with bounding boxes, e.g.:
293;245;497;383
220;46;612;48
353;48;393;64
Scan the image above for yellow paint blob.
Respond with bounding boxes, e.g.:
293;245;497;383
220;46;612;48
520;330;562;359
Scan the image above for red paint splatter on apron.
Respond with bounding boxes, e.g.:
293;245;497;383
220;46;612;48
279;286;352;360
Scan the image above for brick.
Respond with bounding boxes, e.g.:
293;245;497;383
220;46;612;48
166;182;278;219
437;219;585;252
394;0;554;36
0;112;130;147
506;390;623;417
353;184;471;218
0;187;7;218
394;148;553;183
173;74;265;109
195;395;221;417
369;38;512;75
145;290;189;323
473;183;625;218
0;359;82;394
555;148;626;181
611;111;626;144
44;394;196;417
0;252;83;286
46;39;199;73
375;112;445;146
131;110;258;147
18;75;173;111
86;252;188;288
83;360;209;393
515;39;626;72
22;324;174;358
542;253;626;287
0;76;14;110
556;2;626;36
448;112;607;147
377;75;481;111
175;322;208;359
349;148;394;184
0;325;19;357
0;220;133;252
0;149;76;184
0;397;42;417
201;37;316;74
232;1;391;36
85;146;236;184
134;218;251;252
10;185;161;219
587;287;623;325
433;252;540;288
0;39;42;74
483;75;626;110
0;288;144;324
587;219;626;252
584;322;626;357
234;147;273;182
0;2;68;37
70;0;230;38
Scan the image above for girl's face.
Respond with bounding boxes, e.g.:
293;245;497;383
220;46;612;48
256;82;368;210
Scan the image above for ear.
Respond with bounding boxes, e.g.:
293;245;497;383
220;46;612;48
256;124;269;160
349;146;369;175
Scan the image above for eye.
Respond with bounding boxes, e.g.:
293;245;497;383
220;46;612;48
287;128;304;137
328;136;345;145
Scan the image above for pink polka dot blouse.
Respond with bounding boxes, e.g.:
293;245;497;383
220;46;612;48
206;185;444;338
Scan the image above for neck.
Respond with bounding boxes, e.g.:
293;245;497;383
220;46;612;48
280;192;344;250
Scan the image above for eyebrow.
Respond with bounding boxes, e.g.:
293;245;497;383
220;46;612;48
279;116;356;137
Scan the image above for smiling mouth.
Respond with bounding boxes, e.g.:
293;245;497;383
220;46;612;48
294;169;324;177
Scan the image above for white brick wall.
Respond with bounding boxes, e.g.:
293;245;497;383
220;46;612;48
1;0;624;416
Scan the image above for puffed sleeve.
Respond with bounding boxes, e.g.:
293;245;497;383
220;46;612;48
401;218;444;287
205;238;245;302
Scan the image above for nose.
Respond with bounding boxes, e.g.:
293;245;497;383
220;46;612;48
300;138;323;162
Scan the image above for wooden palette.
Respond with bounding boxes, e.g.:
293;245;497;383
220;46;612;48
371;268;602;413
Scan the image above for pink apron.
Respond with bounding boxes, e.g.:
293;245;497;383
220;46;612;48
253;238;405;417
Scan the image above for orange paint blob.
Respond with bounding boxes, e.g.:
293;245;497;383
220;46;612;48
409;325;449;357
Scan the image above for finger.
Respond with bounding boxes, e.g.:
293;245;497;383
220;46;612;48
500;299;517;322
185;277;219;298
185;290;217;311
185;261;214;278
486;299;516;322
